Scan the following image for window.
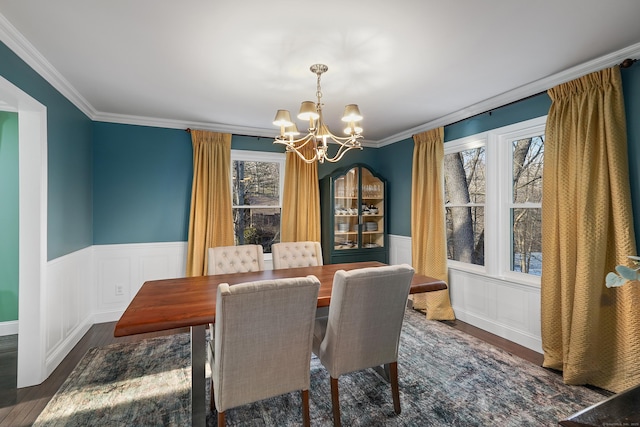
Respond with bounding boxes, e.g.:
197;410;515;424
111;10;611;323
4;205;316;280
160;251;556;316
509;135;544;275
230;150;285;254
444;116;546;282
444;144;486;266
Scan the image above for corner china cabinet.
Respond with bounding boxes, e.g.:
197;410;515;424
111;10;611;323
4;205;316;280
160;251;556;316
320;164;388;264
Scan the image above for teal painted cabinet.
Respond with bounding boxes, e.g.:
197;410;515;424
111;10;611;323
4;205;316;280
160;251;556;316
320;164;388;264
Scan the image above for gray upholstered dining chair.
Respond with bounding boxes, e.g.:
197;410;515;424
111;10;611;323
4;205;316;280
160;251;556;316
207;244;265;275
271;241;323;269
210;276;320;426
312;264;415;427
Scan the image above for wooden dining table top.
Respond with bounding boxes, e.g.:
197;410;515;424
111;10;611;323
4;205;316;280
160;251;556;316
114;261;447;337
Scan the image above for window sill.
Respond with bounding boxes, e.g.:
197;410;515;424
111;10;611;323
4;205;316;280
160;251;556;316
447;261;541;289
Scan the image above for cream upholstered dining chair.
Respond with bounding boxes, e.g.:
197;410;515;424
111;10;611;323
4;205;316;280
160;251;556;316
312;264;415;427
210;276;320;426
207;244;265;275
271;241;323;269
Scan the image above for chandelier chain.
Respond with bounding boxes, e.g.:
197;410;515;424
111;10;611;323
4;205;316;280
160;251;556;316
316;72;323;104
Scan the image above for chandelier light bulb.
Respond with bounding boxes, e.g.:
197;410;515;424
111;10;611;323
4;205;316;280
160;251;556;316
344;121;363;135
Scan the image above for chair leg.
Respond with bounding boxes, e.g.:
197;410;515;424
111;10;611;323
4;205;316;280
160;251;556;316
330;376;342;427
301;389;311;427
217;411;225;426
389;362;401;414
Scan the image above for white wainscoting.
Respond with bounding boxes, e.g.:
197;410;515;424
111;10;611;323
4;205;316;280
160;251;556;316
388;234;542;353
44;246;94;378
17;242;191;386
93;242;189;323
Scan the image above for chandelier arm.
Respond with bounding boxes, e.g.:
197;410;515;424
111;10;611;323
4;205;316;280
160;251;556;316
274;133;315;147
290;147;319;164
322;143;364;163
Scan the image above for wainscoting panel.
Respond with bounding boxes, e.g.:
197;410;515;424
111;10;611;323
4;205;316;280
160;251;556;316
448;268;542;353
389;234;542;353
389;234;412;265
92;242;188;323
45;247;94;377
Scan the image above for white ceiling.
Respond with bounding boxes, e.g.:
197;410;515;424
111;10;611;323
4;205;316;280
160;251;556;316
1;1;640;146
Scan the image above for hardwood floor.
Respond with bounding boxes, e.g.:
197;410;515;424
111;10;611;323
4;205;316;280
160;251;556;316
0;315;543;427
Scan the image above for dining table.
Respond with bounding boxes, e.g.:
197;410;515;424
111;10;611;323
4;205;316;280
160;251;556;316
114;261;447;426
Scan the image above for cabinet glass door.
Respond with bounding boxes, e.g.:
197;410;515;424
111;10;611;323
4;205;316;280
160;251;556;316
361;167;384;249
333;167;359;250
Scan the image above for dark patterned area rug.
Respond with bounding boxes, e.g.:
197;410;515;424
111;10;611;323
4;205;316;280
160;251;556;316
34;310;605;426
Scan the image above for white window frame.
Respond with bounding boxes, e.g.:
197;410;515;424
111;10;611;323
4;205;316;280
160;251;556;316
445;115;547;287
230;149;285;260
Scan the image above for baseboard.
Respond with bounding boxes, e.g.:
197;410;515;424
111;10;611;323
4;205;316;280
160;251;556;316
0;320;18;336
453;307;543;353
44;318;93;377
92;309;126;325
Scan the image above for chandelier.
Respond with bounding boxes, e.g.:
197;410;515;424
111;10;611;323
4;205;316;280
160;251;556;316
272;64;363;164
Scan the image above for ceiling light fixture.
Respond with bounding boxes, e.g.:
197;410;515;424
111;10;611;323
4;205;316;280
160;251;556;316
273;64;363;164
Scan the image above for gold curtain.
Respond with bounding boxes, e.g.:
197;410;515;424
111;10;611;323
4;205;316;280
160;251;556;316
280;146;321;242
541;66;639;392
185;130;234;276
411;128;455;320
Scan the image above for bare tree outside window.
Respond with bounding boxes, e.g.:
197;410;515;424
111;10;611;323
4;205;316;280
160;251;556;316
444;147;485;265
511;136;544;275
232;160;281;253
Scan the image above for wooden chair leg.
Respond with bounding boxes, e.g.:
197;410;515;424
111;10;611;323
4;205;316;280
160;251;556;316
330;376;342;427
301;389;311;427
389;362;401;414
217;411;225;426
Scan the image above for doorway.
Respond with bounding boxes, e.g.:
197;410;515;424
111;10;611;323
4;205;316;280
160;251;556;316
0;110;19;403
0;74;48;388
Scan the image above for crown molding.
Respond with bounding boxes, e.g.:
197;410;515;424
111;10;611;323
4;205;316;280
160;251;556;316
0;12;97;118
376;41;640;147
93;111;380;148
92;110;278;136
2;10;639;147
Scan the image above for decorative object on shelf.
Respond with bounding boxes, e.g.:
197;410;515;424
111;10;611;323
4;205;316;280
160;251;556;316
605;255;640;287
272;64;363;164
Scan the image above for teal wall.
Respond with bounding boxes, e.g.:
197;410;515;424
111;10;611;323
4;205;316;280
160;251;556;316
621;65;640;246
0;111;18;322
376;138;414;236
444;93;551;141
92;128;289;244
92;123;193;244
0;41;93;261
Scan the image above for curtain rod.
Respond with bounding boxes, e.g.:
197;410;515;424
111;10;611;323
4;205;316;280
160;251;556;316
620;58;637;68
